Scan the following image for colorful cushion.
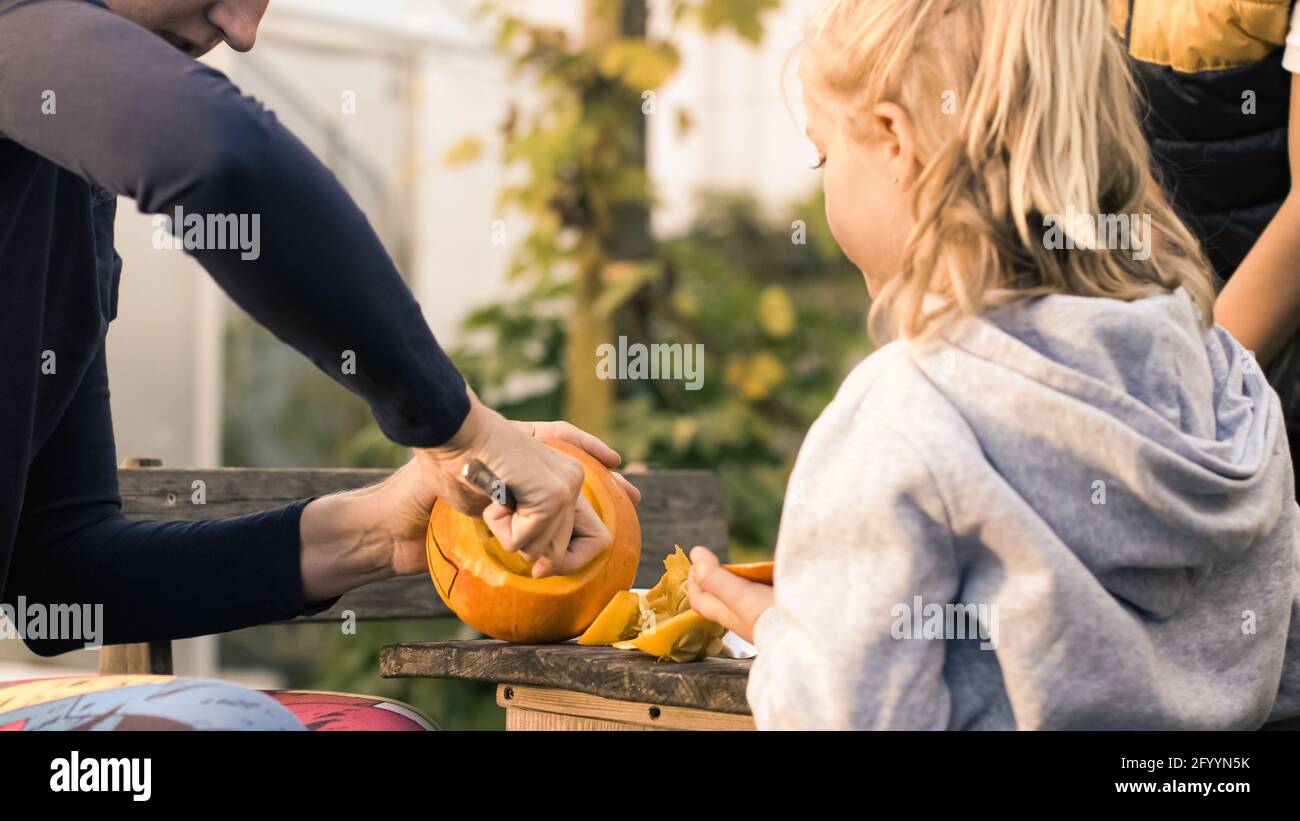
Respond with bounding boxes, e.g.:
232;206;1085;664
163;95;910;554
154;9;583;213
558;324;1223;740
262;689;435;731
0;676;434;731
0;675;302;730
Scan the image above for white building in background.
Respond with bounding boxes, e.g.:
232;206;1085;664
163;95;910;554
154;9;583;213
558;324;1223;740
1;0;819;681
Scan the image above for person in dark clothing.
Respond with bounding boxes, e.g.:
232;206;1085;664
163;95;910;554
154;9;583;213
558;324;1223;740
0;0;640;657
1110;0;1300;475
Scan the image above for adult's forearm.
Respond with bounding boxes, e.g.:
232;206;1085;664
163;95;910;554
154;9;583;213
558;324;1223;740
6;503;321;656
7;487;405;656
298;488;397;603
1216;195;1300;365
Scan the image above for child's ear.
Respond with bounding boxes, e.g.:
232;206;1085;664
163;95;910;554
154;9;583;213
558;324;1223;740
869;102;919;187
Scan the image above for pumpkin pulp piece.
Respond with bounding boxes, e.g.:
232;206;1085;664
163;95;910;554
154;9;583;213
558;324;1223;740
613;609;727;663
577;590;642;645
644;545;692;619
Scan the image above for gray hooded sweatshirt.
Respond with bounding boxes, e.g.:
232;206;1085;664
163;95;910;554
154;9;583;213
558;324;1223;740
747;289;1300;729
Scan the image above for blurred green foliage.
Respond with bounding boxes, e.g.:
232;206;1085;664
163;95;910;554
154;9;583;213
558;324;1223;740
223;318;409;469
456;190;869;557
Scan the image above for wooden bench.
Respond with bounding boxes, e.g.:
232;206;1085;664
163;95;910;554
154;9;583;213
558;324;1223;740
107;459;733;679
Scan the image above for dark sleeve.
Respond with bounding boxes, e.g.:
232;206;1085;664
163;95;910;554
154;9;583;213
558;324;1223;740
0;0;467;446
4;347;336;656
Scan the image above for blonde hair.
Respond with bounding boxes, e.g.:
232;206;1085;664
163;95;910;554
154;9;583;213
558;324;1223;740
804;0;1215;342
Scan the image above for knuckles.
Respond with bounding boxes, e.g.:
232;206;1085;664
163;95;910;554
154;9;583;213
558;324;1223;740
555;458;584;498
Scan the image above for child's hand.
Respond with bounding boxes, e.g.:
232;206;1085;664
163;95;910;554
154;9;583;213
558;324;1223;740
687;546;775;644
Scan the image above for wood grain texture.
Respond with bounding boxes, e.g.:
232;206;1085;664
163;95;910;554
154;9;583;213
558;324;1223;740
117;467;729;622
505;708;656;731
98;641;173;676
498;683;754;730
380;639;753;714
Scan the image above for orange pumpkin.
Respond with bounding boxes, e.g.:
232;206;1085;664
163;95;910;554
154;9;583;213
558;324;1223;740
425;439;641;643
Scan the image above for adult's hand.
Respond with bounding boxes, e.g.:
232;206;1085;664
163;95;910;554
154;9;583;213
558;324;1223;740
412;393;641;577
299;389;642;602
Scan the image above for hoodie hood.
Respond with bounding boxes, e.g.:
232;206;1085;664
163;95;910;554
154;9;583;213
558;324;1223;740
931;289;1285;618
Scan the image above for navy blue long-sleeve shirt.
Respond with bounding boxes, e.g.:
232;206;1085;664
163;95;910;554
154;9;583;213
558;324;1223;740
0;0;469;653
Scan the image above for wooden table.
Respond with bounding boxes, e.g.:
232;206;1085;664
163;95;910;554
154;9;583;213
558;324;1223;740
380;639;755;731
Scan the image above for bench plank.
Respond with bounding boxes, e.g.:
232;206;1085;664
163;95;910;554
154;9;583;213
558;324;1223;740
117;467;729;622
497;684;755;730
379;639;753;715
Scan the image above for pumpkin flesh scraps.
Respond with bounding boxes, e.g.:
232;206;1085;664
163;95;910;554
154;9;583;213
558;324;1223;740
643;545;692;619
614;609;725;662
587;545;726;662
577;590;642;645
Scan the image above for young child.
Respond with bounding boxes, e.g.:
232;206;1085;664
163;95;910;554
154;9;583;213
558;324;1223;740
687;0;1300;730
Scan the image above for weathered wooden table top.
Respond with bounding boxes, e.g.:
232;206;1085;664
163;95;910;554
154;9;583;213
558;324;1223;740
380;640;753;715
